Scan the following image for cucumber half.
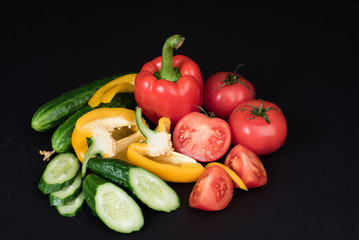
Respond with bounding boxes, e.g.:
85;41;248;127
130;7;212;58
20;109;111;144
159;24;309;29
88;158;180;212
129;167;180;212
83;174;144;234
38;152;80;194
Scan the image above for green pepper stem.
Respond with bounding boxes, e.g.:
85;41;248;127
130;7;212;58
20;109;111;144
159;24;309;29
135;107;157;141
81;137;104;177
158;34;185;82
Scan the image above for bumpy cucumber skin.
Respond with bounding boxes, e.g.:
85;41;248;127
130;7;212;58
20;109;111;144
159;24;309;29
87;158;134;193
83;174;108;217
51;93;136;153
97;92;137;109
51;105;93;152
31;73;131;132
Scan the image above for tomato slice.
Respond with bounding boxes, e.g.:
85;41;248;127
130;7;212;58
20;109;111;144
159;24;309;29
205;162;247;191
173;112;231;162
189;165;233;211
224;144;268;188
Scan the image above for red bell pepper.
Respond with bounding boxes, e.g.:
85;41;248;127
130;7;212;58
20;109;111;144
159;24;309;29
134;34;203;127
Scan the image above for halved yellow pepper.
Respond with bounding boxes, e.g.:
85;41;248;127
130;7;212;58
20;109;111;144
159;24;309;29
126;107;205;183
71;107;146;176
88;73;137;108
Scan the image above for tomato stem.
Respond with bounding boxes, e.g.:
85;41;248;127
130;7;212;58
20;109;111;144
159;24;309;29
195;105;215;118
234;100;279;124
233;63;245;74
216;64;252;95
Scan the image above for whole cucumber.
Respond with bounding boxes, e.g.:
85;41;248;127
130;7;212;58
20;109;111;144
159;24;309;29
52;93;137;153
51;105;93;153
31;73;131;132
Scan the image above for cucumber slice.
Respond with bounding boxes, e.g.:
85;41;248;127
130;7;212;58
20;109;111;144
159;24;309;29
56;192;85;217
88;158;180;212
83;174;144;233
38;153;80;194
129;167;180;212
49;172;82;206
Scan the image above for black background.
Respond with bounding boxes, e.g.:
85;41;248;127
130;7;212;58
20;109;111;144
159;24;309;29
1;2;358;240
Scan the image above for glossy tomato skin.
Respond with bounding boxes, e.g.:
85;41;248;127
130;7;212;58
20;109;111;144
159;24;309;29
173;112;231;162
189;165;233;211
203;72;255;120
228;100;287;156
224;144;268;188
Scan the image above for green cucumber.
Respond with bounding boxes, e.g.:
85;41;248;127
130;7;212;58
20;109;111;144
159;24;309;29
31;73;131;132
38;153;80;194
49;171;82;206
51;93;137;153
88;157;180;212
56;192;85;217
83;174;144;233
51;105;93;153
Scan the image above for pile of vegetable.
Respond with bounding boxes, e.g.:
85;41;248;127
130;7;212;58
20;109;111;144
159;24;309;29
32;34;287;233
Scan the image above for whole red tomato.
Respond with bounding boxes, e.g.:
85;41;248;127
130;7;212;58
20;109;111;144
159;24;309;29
173;111;231;162
203;71;255;120
224;144;268;188
228;99;287;156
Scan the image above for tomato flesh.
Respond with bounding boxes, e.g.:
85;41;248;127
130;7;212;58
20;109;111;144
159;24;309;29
189;165;233;211
224;144;268;188
173;112;231;162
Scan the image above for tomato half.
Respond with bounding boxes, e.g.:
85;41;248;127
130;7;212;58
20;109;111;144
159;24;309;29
189;165;233;211
203;71;255;120
228;99;287;156
224;144;268;188
173;112;231;162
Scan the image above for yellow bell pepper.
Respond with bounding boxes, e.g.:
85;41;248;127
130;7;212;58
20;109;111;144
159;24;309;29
71;107;146;177
88;73;137;108
126;107;205;183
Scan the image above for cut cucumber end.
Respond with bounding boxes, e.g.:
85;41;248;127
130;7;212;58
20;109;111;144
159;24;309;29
38;153;80;194
95;183;144;233
56;192;85;217
83;174;144;234
49;172;82;206
129;167;180;212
